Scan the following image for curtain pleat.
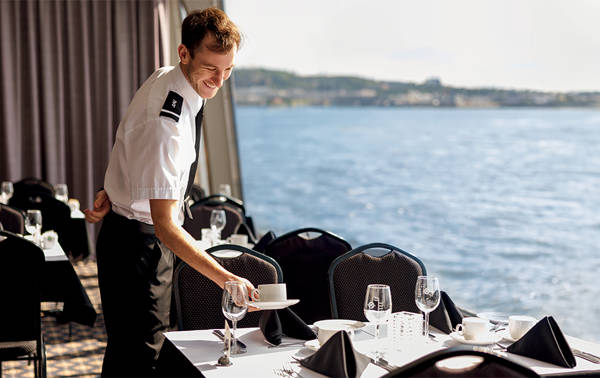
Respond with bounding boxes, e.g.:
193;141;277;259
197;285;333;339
0;0;167;255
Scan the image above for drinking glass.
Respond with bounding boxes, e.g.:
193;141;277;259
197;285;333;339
218;183;232;197
54;183;68;203
364;284;392;359
25;209;43;245
210;209;226;240
221;281;248;354
415;276;441;339
1;181;13;204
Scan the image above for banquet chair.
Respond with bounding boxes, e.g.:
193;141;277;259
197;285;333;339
13;177;55;198
173;244;283;330
328;242;427;320
8;193;76;256
0;230;47;377
381;345;539;377
183;195;256;242
0;204;25;234
263;228;352;324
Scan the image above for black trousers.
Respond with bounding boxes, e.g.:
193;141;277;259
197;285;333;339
96;211;174;377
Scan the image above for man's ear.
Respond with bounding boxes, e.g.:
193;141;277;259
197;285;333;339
178;44;190;64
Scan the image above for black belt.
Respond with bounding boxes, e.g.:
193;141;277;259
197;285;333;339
107;210;155;235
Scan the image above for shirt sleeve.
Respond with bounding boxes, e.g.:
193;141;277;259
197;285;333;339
123;117;189;201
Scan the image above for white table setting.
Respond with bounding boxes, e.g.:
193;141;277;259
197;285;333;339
161;275;600;377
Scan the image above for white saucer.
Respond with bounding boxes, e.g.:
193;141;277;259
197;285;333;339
249;299;299;310
313;319;366;331
501;330;518;343
304;339;320;351
449;331;502;345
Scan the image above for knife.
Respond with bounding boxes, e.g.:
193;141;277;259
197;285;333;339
572;349;600;364
213;329;247;350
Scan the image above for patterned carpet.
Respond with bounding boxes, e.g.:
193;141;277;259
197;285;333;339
2;260;105;377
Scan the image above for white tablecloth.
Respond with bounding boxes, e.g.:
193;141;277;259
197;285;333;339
164;325;600;377
25;234;68;262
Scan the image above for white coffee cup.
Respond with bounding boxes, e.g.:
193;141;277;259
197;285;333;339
251;283;287;302
455;317;492;341
228;234;248;246
509;315;536;340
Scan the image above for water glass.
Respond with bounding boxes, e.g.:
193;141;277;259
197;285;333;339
210;209;226;239
391;311;423;350
218;183;232;197
222;281;248;354
25;210;43;245
1;181;13;204
54;183;68;203
364;284;392;359
415;276;441;339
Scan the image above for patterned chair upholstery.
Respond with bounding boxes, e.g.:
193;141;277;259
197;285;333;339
173;244;282;330
328;243;426;320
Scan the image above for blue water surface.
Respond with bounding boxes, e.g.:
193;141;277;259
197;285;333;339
235;106;600;342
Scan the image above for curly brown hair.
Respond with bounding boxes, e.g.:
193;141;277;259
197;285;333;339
181;7;241;57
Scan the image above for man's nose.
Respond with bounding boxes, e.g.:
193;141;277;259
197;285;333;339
212;71;225;88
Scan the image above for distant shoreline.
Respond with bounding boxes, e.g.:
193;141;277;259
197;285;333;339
233;68;600;108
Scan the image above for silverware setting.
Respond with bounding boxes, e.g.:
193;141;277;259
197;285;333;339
572;349;600;364
265;339;306;348
212;329;247;350
273;362;304;377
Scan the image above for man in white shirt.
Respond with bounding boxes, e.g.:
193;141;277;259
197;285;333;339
85;8;255;376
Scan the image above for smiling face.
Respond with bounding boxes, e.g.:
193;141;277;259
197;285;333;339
178;33;236;99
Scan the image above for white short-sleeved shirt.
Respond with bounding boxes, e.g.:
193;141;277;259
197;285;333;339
104;64;203;225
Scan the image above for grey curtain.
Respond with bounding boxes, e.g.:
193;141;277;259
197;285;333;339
0;0;166;253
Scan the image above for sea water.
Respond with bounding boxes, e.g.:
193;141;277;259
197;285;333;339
235;106;600;342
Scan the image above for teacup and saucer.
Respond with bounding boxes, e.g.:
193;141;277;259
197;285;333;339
450;317;502;345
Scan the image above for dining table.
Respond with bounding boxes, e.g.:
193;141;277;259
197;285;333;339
158;323;600;377
27;234;97;327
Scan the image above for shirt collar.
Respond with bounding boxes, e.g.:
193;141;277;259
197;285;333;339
174;64;204;115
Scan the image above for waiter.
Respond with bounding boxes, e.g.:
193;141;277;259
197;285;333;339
84;8;255;376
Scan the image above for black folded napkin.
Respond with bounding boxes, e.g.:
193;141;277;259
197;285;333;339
507;316;576;368
429;291;463;334
259;307;316;345
300;330;370;378
253;231;276;252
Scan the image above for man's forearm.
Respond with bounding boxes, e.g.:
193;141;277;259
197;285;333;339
153;210;235;288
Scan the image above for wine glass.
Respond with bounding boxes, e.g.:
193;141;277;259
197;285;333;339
54;183;68;203
1;181;13;204
364;284;392;360
25;209;43;245
218;183;232;197
210;209;226;240
415;276;441;339
221;281;248;355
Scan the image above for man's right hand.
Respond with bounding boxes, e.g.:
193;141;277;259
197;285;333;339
84;189;111;223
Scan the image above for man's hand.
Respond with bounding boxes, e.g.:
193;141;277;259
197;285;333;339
84;189;111;223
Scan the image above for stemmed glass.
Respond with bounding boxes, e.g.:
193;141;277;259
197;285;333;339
54;184;68;203
210;209;226;240
415;276;440;339
25;209;43;245
221;281;248;355
364;284;392;360
1;181;13;204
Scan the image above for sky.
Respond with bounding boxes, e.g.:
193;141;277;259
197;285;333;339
224;0;600;93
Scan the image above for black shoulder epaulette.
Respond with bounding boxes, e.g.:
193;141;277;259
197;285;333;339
159;91;183;122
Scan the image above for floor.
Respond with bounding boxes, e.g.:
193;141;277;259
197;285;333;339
2;260;105;377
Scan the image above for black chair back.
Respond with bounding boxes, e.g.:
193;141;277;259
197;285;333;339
328;243;426;320
0;230;46;377
13;177;55;198
263;228;351;324
0;204;25;234
382;345;539;377
173;244;282;330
